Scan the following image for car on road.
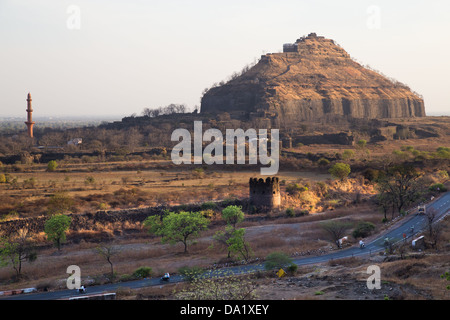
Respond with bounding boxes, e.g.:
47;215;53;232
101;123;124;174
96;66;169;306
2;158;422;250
417;205;426;215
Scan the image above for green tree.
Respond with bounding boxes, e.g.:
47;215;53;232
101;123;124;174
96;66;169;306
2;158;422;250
352;221;376;238
212;226;233;258
329;163;351;181
221;205;244;228
44;214;71;251
227;227;252;262
144;211;209;253
0;229;37;279
264;252;293;271
47;160;58;172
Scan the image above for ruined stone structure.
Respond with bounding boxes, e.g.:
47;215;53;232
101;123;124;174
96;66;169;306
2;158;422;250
25;93;35;138
249;177;281;209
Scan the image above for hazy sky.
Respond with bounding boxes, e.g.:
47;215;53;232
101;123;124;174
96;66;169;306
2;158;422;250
0;0;449;118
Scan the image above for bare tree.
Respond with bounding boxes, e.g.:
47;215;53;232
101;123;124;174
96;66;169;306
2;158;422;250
377;164;423;215
425;208;442;249
95;245;121;282
320;220;353;248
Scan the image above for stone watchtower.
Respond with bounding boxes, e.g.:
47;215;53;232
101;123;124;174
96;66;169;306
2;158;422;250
249;177;281;209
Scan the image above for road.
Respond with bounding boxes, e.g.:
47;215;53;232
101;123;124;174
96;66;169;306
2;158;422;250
2;192;449;300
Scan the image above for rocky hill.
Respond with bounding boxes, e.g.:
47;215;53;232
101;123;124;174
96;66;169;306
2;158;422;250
201;33;426;124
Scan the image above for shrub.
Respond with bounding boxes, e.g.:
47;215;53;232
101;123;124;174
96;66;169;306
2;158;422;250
342;150;355;160
357;140;367;149
286;183;308;195
317;158;330;167
352;221;376;238
85;176;96;185
437;170;449;180
287;264;298;274
0;174;6;183
298;209;309;216
314;181;329;196
47;160;58;172
132;266;152;279
402;146;415;152
178;266;204;281
285;208;295;217
264;252;293;271
329;163;351;181
436;147;450;159
201;201;218;211
429;183;447;192
363;168;381;182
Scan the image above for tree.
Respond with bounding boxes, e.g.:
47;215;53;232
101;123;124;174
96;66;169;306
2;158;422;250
0;229;37;279
213;205;252;260
212;226;233;258
320;220;353;248
264;252;293;271
96;245;121;282
377;191;395;221
144;211;209;253
352;221;376;238
221;205;244;228
44;214;71;251
226;227;252;262
376;164;423;215
329;163;351;181
47;160;58;172
425;207;442;249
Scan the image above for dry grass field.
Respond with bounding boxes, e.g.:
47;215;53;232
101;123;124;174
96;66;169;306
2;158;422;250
0;132;449;300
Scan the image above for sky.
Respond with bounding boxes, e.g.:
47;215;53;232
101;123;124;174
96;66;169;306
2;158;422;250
0;0;449;118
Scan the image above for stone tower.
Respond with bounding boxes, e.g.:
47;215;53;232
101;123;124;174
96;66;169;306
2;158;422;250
249;177;281;209
25;93;35;138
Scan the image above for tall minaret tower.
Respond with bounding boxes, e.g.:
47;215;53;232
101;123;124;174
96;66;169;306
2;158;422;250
25;93;35;138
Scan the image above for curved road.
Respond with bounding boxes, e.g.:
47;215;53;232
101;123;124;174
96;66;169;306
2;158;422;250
2;192;449;300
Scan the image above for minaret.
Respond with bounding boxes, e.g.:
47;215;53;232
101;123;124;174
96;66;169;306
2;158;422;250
25;93;35;138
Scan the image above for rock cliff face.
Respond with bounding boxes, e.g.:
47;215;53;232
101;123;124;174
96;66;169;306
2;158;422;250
201;33;426;123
